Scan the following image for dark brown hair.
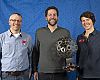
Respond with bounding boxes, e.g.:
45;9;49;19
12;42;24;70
45;6;59;17
80;11;96;24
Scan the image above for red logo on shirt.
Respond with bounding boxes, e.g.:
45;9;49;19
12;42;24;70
22;40;27;45
79;39;85;43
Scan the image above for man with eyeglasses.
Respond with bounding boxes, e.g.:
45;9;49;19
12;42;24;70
0;13;33;80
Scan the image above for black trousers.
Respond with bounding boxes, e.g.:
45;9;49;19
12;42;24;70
38;72;68;80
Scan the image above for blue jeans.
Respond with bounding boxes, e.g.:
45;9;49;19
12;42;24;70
38;72;68;80
0;70;30;80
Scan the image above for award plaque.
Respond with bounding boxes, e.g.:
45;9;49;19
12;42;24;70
56;37;78;71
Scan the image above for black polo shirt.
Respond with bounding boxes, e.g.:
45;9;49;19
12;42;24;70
77;29;100;78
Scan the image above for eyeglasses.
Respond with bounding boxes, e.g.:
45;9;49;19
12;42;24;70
10;19;22;22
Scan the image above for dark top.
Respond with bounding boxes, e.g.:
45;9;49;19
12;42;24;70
33;26;70;73
76;29;100;78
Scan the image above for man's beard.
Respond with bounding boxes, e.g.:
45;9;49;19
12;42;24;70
48;19;58;26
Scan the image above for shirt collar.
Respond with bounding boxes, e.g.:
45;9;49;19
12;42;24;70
82;28;97;36
7;30;22;37
46;25;60;30
91;29;97;35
